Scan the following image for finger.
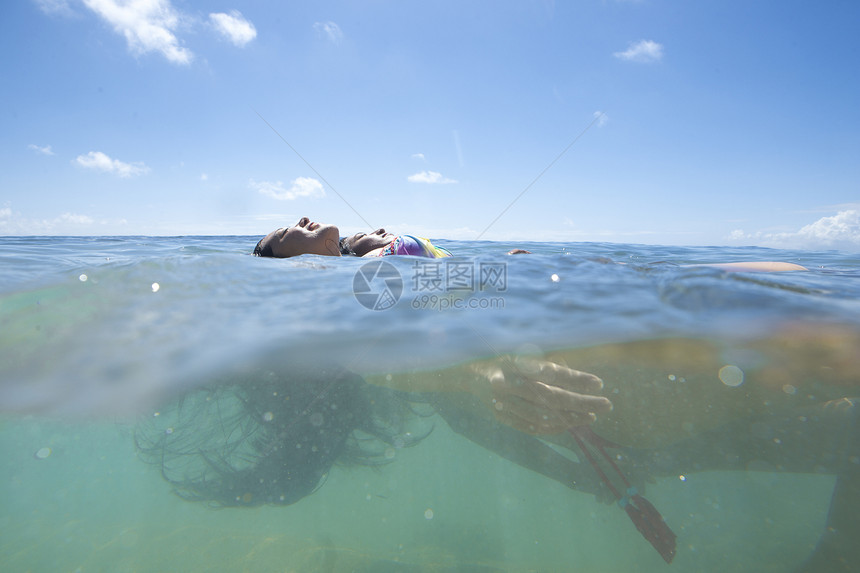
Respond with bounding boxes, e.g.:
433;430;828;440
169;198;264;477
498;379;613;414
555;368;604;394
540;383;614;414
513;358;604;394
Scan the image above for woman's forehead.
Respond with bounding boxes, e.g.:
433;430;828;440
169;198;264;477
262;228;285;247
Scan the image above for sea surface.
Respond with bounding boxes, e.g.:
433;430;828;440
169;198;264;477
1;236;859;572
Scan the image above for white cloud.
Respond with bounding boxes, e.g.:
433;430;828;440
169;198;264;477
33;0;74;16
795;210;860;249
251;177;326;200
209;10;256;47
407;171;457;184
728;210;860;252
314;21;343;44
0;206;123;235
29;144;55;155
614;40;664;63
412;153;426;161
727;229;747;241
75;151;150;177
82;0;193;65
57;212;95;225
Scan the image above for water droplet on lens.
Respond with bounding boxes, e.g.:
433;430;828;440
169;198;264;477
718;365;744;387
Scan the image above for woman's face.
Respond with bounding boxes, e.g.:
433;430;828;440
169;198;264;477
260;217;341;258
344;228;395;256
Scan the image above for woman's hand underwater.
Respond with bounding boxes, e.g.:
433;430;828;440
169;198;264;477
470;356;613;434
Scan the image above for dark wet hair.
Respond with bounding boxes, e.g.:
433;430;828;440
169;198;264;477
338;237;357;256
253;237;273;257
135;367;428;507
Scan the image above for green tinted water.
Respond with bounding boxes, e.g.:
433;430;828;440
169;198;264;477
1;414;833;572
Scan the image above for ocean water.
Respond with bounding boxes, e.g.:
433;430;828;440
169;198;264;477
1;236;859;572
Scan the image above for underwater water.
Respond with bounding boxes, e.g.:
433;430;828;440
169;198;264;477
1;236;859;572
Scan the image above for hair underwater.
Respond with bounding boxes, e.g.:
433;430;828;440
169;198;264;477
135;366;428;507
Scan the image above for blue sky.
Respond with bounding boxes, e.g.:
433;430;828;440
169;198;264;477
1;0;858;250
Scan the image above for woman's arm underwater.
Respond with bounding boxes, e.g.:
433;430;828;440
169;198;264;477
364;356;613;434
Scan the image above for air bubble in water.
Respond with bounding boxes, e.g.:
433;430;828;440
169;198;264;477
718;365;744;387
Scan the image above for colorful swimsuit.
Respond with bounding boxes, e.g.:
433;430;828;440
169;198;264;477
377;235;452;258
